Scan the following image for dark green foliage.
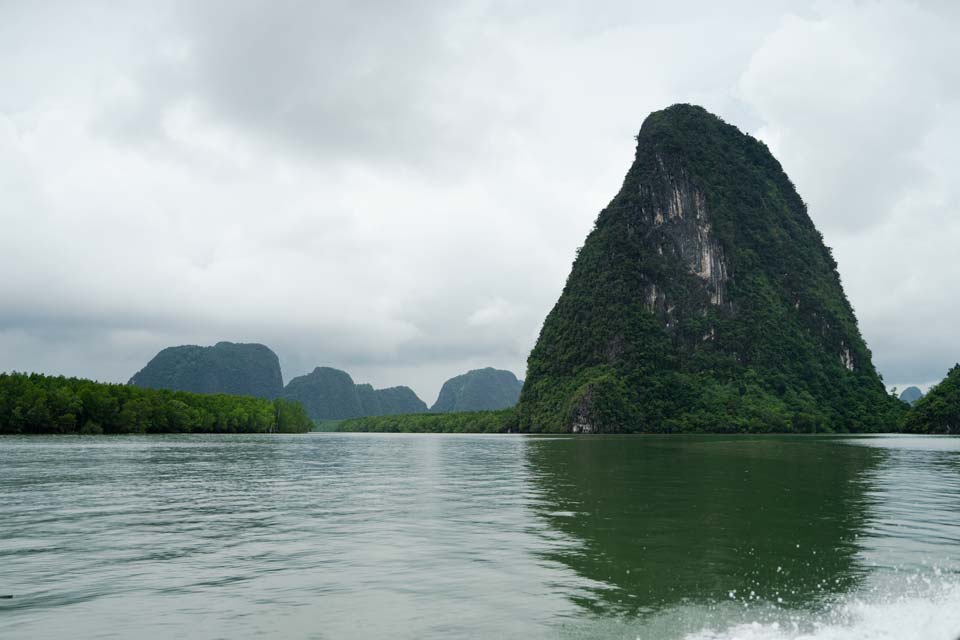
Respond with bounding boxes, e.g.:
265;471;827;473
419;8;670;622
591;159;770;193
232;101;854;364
284;367;362;420
281;367;427;422
898;386;924;405
356;383;381;416
339;409;517;433
904;365;960;433
129;342;283;399
375;386;429;414
430;368;523;412
0;372;313;434
519;104;902;433
312;420;345;432
273;398;315;433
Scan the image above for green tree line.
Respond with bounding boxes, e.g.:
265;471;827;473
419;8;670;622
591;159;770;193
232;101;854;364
0;372;313;434
338;409;517;433
903;364;960;434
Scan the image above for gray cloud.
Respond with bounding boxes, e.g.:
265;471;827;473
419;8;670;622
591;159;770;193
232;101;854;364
1;0;959;401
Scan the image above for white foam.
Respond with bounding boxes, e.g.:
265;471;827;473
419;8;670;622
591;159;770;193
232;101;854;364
684;579;960;640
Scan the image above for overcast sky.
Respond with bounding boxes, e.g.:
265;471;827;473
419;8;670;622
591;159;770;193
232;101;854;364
2;0;959;403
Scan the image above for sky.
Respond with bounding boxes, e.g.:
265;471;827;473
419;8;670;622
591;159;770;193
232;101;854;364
2;0;959;404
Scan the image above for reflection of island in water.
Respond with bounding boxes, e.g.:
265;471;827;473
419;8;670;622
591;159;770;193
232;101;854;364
525;435;882;616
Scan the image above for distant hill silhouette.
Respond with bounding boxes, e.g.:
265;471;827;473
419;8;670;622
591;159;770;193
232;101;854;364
898;386;924;405
282;366;426;421
431;368;523;412
129;342;283;399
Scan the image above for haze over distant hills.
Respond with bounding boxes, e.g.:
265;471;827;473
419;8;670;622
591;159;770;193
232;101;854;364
129;343;525;422
128;342;283;399
281;366;426;422
899;386;924;405
430;368;523;413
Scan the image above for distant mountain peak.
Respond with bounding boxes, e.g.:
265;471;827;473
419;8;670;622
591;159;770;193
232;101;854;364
129;341;283;399
282;366;426;421
898;386;924;405
431;368;522;413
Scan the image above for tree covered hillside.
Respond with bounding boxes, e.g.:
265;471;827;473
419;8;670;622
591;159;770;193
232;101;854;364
282;367;427;422
904;365;960;433
430;368;523;413
518;104;903;433
129;342;284;399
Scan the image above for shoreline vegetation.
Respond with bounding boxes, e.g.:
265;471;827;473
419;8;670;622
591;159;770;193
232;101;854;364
333;407;900;434
0;372;313;435
903;364;960;434
336;410;516;434
5;105;960;437
0;369;955;435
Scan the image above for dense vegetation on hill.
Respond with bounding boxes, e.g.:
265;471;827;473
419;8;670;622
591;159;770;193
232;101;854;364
338;409;516;433
282;366;427;422
129;342;283;399
430;368;523;412
903;365;960;433
366;385;428;414
283;367;361;420
0;372;313;434
898;386;924;405
518;104;904;433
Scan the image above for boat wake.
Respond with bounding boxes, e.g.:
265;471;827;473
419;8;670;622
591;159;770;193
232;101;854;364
684;576;960;640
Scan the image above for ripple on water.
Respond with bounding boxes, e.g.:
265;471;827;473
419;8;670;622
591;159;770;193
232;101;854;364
1;433;958;639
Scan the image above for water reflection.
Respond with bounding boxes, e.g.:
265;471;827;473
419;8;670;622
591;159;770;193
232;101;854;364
525;435;883;616
3;433;957;639
846;436;960;577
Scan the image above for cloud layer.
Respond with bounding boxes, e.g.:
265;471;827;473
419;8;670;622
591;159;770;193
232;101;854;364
2;0;958;402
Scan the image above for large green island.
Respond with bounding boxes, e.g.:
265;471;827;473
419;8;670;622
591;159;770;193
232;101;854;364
341;105;957;435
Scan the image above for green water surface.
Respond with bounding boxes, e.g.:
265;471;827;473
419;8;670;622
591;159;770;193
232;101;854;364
1;434;958;639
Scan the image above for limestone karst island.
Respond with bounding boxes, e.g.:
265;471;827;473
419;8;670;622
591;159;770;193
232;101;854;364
3;105;954;436
6;5;960;638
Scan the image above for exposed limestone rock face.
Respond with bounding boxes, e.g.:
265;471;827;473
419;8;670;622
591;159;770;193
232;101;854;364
841;345;855;372
642;163;728;307
518;104;898;433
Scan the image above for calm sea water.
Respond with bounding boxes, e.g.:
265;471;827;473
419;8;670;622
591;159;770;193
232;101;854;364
1;434;958;639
